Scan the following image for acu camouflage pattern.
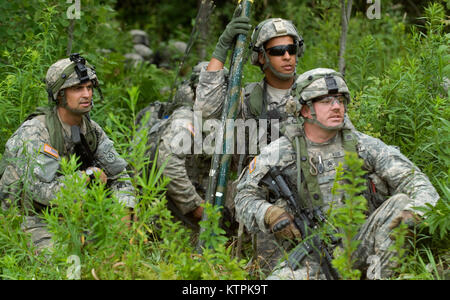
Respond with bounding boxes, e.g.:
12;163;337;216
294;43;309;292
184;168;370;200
136;105;210;216
234;123;439;279
194;67;355;149
194;66;298;127
156;107;209;215
0;113;136;251
293;68;350;103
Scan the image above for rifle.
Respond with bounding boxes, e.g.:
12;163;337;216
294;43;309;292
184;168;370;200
260;166;340;280
71;125;95;171
197;0;252;252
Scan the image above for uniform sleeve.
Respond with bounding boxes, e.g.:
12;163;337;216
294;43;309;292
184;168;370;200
157;124;202;215
356;131;440;214
194;67;229;119
234;166;272;234
0;119;67;206
92;122;136;208
234;137;293;233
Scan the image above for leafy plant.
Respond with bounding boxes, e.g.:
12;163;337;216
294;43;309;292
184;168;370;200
329;151;368;280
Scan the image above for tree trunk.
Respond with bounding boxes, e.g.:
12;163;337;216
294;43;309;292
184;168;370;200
338;0;353;75
197;0;214;61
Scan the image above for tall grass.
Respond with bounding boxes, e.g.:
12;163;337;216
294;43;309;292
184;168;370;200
0;0;447;280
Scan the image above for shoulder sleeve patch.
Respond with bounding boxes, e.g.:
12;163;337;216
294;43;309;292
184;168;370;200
43;143;59;159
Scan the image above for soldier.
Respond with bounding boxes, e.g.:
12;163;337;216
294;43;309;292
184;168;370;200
234;68;440;279
136;61;214;229
195;16;304;129
0;54;136;252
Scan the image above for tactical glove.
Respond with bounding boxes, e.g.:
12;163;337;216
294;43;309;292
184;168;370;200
388;210;421;240
211;10;251;64
264;206;301;241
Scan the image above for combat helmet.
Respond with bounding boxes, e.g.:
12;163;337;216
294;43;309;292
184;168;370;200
249;18;304;80
292;68;350;130
45;53;102;104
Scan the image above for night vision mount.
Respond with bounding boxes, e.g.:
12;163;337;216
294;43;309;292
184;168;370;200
70;53;90;84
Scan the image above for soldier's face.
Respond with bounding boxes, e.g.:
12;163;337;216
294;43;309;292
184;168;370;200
301;96;345;128
61;81;93;115
259;36;297;76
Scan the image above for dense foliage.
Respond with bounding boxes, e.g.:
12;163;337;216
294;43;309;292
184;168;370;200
0;0;448;280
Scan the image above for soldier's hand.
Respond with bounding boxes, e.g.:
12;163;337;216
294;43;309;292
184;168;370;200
388;210;421;240
191;205;204;220
84;167;108;184
264;206;301;241
212;11;251;63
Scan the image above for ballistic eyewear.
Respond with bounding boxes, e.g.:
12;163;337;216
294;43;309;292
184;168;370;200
265;44;298;56
314;94;347;106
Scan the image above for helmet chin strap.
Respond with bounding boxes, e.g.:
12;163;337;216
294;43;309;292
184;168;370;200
261;49;296;81
304;102;345;131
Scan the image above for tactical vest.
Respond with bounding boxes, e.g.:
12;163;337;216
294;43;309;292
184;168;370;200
282;123;358;209
244;81;266;118
244;80;289;121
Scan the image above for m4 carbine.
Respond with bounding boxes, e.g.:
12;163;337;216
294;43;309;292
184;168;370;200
71;125;95;171
260;166;339;280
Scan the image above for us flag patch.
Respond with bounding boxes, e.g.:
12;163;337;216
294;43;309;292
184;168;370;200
43;144;59;159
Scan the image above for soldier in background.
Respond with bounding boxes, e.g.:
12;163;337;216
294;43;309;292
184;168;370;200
135;61;214;229
234;68;440;279
124;29;154;67
0;54;136;252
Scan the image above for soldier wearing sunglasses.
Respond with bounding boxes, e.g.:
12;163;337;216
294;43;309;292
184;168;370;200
196;16;304;124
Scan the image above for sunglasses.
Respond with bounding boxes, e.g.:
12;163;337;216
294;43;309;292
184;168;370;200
314;94;347;106
265;44;298;56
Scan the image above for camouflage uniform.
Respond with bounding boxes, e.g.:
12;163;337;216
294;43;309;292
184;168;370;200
195;19;354;152
195;18;304;124
157;107;210;216
136;62;212;226
0;56;136;252
234;69;440;279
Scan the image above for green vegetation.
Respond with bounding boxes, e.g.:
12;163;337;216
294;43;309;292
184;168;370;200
330;152;368;280
0;0;448;279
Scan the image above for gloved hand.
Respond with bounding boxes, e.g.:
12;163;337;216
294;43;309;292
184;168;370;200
388;210;421;240
190;204;204;220
211;9;251;63
264;206;301;240
84;166;107;184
